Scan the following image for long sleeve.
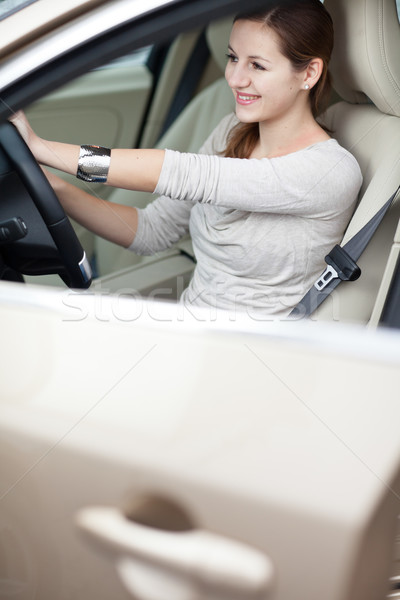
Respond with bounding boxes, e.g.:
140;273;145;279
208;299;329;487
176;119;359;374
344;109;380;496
155;140;362;219
129;194;193;255
129;113;237;255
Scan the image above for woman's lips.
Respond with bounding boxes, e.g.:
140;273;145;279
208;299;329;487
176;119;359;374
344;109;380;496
236;93;260;105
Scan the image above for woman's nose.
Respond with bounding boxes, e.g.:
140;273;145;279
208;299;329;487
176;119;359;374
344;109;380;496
225;63;251;89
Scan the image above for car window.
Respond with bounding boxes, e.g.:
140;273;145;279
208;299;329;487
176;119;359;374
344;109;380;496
98;46;153;70
0;0;37;21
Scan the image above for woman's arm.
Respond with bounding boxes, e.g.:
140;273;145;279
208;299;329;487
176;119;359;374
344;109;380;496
10;112;193;252
156;147;363;218
45;170;138;247
11;111;165;193
9;111;169;248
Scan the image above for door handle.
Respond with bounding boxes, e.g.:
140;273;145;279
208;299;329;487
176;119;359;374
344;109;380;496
76;505;274;600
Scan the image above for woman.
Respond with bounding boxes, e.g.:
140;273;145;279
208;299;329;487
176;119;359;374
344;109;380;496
12;0;362;318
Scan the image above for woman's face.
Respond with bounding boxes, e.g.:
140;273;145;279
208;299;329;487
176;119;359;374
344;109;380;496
225;19;306;127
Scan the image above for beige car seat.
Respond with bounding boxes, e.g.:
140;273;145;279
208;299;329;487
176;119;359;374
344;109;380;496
95;18;235;276
316;0;400;324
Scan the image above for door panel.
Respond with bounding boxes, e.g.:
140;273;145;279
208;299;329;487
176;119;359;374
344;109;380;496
1;290;400;600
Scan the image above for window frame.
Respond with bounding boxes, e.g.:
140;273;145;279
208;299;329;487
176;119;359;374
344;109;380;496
0;0;278;122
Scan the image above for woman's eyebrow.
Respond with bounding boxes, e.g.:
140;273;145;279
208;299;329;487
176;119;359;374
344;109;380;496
227;45;272;64
249;55;272;64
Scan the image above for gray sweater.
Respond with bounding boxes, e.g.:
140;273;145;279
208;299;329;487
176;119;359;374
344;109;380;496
129;114;363;317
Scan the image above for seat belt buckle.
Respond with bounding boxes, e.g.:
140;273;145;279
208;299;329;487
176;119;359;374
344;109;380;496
314;245;361;291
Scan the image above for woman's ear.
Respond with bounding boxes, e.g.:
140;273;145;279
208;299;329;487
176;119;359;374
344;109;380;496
304;57;323;90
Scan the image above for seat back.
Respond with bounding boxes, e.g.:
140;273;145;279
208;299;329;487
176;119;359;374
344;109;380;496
316;0;400;323
95;17;234;276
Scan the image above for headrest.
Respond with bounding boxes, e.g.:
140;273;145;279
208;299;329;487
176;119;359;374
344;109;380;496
325;0;400;116
206;16;234;74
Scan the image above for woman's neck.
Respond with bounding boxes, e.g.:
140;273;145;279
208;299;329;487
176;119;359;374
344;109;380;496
252;110;330;159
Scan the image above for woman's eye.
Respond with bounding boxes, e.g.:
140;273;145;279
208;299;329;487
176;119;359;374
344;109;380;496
225;53;237;63
252;61;266;71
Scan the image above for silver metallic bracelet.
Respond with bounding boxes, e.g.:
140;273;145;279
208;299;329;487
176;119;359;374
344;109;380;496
76;145;111;183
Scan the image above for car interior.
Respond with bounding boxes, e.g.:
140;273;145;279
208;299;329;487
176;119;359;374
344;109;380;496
1;0;400;327
1;2;400;600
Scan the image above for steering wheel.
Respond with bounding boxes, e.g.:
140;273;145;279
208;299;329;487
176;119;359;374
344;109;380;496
0;121;92;289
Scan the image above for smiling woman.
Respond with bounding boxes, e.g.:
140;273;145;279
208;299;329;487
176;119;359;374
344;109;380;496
1;2;400;600
224;1;334;159
10;0;363;318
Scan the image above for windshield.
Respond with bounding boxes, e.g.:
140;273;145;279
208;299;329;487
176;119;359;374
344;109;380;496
0;0;37;21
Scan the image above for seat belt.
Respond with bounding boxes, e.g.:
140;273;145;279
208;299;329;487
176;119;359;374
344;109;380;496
290;185;400;318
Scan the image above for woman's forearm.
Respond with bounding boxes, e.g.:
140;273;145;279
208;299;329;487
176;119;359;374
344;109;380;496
10;113;158;247
51;173;138;248
12;111;166;193
33;138;80;178
34;138;165;193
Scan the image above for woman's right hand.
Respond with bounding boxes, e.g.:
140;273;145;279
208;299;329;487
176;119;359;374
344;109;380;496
9;110;39;154
8;110;79;176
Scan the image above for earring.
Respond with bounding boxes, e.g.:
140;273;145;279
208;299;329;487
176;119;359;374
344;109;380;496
304;84;310;90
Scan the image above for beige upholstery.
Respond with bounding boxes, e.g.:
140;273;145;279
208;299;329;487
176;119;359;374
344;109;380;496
315;0;400;323
206;16;234;72
95;18;234;276
328;0;400;115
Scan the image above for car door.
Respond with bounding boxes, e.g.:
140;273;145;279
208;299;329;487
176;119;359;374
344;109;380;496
1;285;400;600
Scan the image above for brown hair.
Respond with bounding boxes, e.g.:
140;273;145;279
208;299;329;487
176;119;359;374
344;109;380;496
224;0;334;158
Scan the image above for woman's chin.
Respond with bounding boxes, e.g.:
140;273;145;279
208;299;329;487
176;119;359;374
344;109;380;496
234;105;260;124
